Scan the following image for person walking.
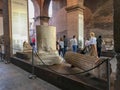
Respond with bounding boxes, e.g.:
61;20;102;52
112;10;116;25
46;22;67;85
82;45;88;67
63;35;68;56
82;38;90;54
97;35;103;57
70;35;78;52
89;32;98;58
59;38;64;57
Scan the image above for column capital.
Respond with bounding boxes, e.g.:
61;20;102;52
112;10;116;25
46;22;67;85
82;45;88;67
35;16;50;25
65;4;85;13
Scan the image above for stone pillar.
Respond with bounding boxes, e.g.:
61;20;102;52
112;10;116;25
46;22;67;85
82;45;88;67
36;25;63;65
33;0;63;65
66;0;84;48
114;0;120;89
3;0;11;61
36;25;56;52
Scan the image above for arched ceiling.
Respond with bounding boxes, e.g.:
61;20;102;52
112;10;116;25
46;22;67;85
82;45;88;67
32;0;108;17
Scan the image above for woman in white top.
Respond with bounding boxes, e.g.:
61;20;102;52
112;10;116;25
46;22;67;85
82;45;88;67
89;32;98;57
70;35;78;52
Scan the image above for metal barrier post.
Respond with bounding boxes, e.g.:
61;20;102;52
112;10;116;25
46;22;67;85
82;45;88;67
0;52;3;62
0;52;2;61
29;48;36;79
106;59;110;90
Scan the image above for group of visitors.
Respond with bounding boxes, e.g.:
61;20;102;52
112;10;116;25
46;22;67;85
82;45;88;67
68;32;103;58
57;35;79;57
68;33;103;58
30;32;103;58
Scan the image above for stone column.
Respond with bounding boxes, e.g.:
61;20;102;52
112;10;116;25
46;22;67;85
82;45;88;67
36;25;56;52
3;0;11;61
34;1;63;65
66;0;84;48
36;25;63;65
114;0;120;89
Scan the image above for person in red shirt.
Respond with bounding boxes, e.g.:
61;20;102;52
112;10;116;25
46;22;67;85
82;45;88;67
32;37;35;46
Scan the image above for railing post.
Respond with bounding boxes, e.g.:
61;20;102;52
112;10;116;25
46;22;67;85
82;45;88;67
0;52;2;61
106;58;110;90
29;48;36;79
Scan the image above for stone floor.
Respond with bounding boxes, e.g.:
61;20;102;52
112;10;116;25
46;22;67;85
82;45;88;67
0;61;61;90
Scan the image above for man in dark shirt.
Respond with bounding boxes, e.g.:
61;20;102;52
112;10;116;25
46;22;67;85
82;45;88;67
63;35;68;56
97;35;103;57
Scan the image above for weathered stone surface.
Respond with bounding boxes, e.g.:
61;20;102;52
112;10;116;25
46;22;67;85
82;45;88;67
36;25;63;65
23;41;32;52
64;52;108;79
36;25;56;52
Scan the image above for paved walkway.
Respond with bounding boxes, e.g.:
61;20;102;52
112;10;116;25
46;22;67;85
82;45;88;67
0;62;61;90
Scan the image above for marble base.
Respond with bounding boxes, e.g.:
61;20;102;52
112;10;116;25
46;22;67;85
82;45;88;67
33;51;64;65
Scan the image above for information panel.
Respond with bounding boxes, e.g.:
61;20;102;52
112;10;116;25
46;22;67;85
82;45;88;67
11;0;28;53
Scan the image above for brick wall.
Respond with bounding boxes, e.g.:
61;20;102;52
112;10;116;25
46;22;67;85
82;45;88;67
67;0;78;7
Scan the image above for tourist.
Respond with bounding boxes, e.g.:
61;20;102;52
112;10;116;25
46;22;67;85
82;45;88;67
63;35;68;56
97;35;103;57
32;37;35;46
56;40;59;51
70;35;78;52
59;38;64;57
81;38;90;54
89;32;98;57
31;37;36;52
